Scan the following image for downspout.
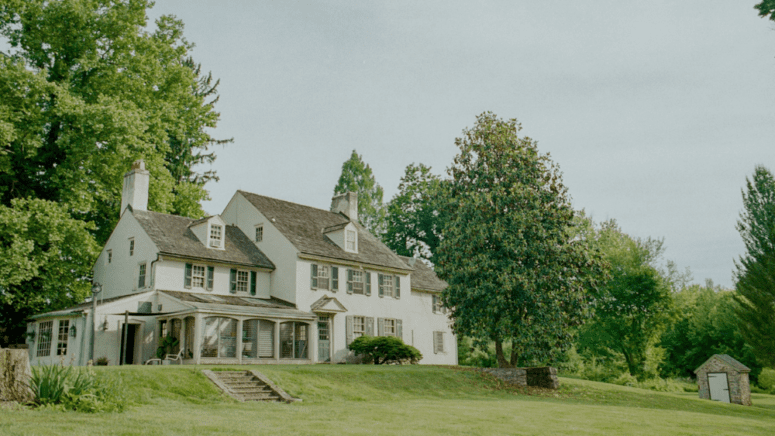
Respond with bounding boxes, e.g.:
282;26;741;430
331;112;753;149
149;254;162;290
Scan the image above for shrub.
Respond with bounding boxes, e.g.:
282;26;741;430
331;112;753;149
29;364;126;412
759;367;775;392
348;336;422;364
95;357;109;366
156;335;179;359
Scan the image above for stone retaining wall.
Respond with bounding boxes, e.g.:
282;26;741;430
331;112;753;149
0;348;33;403
480;366;559;389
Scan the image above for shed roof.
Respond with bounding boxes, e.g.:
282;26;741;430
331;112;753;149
132;210;274;269
239;191;411;271
160;291;315;320
695;354;751;373
398;256;447;292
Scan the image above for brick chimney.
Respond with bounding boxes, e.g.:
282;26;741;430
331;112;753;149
330;192;358;222
121;160;149;215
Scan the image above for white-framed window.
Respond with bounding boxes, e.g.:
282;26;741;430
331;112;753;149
185;263;214;290
349;270;365;294
192;265;206;288
107;249;112;264
236;270;249;292
138;263;147;288
353;316;365;339
433;331;444;354
57;320;69;356
255;224;263;242
432;294;446;314
384;319;396;336
346;229;357;251
379;274;402;299
209;224;223;248
37;320;53;357
129;238;134;256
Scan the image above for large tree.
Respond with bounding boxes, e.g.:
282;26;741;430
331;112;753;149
333;150;386;235
0;0;227;345
383;163;446;261
577;220;673;379
733;165;775;366
436;112;606;368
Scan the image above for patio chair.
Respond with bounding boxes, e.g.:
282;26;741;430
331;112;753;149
144;349;184;365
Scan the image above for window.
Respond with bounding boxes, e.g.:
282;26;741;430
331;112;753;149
56;320;69;356
434;331;444;354
129;238;134;256
230;268;251;293
201;317;237;358
311;264;339;291
209;224;222;248
353;316;365;339
346;229;357;251
107;250;112;264
255;225;263;242
378;274;401;299
432;295;445;314
37;321;53;357
242;319;275;358
348;269;369;295
138;263;147;288
384;319;395;336
192;265;205;288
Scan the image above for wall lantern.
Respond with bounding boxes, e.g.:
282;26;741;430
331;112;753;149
70;324;77;337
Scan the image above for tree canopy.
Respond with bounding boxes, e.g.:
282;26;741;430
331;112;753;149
436;112;607;368
733;165;775;366
382;163;446;261
333;150;386;235
0;0;227;345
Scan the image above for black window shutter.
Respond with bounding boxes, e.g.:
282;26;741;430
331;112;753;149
184;263;192;289
378;274;384;298
365;272;371;296
206;266;214;291
394;275;400;299
332;267;338;291
230;269;237;293
311;264;318;289
250;271;257;295
432;295;437;313
347;269;353;294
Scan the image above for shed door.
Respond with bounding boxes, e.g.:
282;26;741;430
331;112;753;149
708;373;731;403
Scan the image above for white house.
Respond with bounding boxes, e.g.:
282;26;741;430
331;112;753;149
27;161;456;366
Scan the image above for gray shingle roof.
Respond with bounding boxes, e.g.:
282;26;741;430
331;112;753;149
132;210;274;269
160;291;315;320
696;354;751;373
239;191;411;271
399;256;448;292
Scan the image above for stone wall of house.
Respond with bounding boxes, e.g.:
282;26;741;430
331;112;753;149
696;358;751;406
0;348;33;403
481;367;560;389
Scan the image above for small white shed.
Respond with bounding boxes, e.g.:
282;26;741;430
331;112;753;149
694;354;751;406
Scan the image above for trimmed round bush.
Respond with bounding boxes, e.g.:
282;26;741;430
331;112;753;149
348;336;423;364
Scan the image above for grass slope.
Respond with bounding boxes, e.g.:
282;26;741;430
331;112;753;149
1;365;773;435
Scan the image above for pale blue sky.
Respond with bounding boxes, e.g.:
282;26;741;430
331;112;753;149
142;1;775;288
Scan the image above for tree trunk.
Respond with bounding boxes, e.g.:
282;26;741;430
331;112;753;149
509;341;520;367
495;340;513;368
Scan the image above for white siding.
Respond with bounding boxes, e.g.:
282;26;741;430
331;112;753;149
154;259;271;298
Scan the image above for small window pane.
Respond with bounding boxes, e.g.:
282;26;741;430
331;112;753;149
56;320;69;356
37;321;53;357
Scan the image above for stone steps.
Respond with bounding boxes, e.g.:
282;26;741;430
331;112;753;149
202;370;299;403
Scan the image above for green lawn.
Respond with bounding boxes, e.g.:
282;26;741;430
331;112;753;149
2;365;774;435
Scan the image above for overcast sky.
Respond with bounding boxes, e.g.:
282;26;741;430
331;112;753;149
147;1;775;288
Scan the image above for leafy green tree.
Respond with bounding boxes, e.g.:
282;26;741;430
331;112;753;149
333;150;386;235
660;280;759;380
436;112;607;368
577;220;673;379
755;1;775;20
733;165;775;366
0;0;227;344
383;163;446;260
0;199;99;347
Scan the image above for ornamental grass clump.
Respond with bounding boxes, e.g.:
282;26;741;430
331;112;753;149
348;336;422;364
30;364;126;413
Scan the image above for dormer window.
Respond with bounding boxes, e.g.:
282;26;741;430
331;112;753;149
346;229;357;252
209;224;222;248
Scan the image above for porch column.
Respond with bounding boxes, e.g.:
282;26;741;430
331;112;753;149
236;318;243;364
193;313;202;365
180;317;187;358
274;320;280;362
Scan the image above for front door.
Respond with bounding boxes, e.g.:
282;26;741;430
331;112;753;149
708;373;731;403
317;316;330;362
120;324;138;365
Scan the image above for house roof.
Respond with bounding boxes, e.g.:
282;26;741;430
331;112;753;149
399;256;447;292
29;292;154;319
310;295;348;313
132;210;274;269
160;291;315;320
695;354;751;373
239;191;411;271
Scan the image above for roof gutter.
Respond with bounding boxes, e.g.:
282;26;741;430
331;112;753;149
159;252;275;271
297;253;412;274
